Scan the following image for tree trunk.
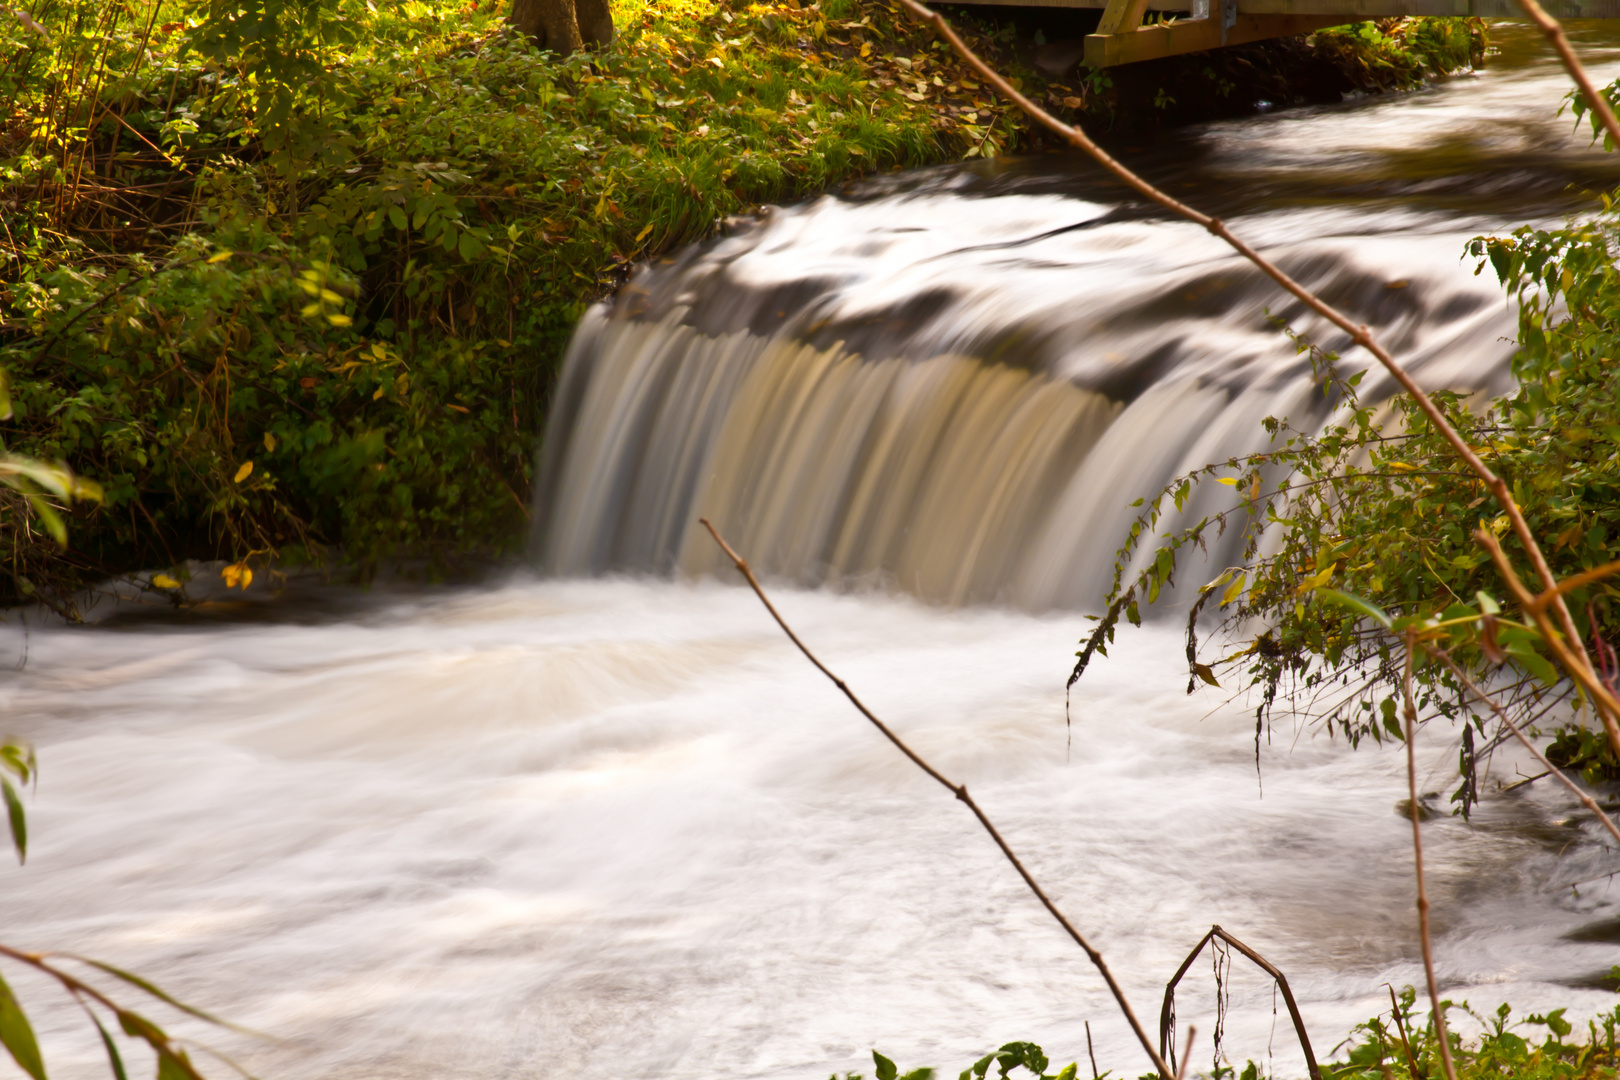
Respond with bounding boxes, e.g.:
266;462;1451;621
509;0;584;55
575;0;614;48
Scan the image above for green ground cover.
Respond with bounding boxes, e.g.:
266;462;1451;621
0;0;1479;614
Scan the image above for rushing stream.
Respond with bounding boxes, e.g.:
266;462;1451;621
8;24;1620;1080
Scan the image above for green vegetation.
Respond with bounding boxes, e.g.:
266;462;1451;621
1076;72;1620;795
0;0;1481;615
0;0;1038;613
858;995;1620;1080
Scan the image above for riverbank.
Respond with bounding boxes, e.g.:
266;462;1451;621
1;0;1479;614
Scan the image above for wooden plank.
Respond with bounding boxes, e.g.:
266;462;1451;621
956;0;1192;9
1239;0;1620;14
1084;12;1342;65
1096;0;1157;33
962;0;1620;13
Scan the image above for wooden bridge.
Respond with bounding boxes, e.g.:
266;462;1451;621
965;0;1617;66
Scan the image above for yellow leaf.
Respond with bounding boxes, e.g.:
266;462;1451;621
264;432;276;452
635;223;655;242
234;461;253;483
1221;572;1246;607
151;573;181;590
1216;476;1238;486
1386;461;1417;473
327;313;353;327
207;250;233;263
1296;564;1335;594
1193;662;1220;688
221;563;253;590
374;386;387;400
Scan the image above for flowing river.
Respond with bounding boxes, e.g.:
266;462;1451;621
7;24;1620;1080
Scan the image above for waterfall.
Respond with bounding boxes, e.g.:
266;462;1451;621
534;189;1517;610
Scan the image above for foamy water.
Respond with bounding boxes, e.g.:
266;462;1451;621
0;578;1614;1079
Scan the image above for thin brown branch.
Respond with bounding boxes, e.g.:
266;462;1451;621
895;0;1607;747
1513;0;1620;152
1401;632;1458;1080
1174;1025;1195;1080
1531;555;1620;611
1159;925;1322;1080
1427;644;1620;848
1386;984;1422;1080
0;943;207;1080
1477;528;1620;757
699;518;1175;1080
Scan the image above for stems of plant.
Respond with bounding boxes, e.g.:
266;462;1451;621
1401;633;1459;1080
1426;644;1620;848
1513;0;1620;150
1386;983;1423;1080
894;0;1613;757
699;518;1176;1080
1476;529;1620;756
1174;1025;1195;1080
1086;1021;1100;1080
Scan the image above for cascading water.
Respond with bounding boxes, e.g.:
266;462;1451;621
535;194;1518;608
7;25;1620;1080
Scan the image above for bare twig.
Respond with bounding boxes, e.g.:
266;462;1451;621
1174;1026;1195;1080
1159;925;1322;1080
1427;644;1620;848
1386;984;1422;1080
1086;1021;1100;1080
896;0;1611;755
699;518;1176;1080
1476;529;1620;756
1401;633;1458;1080
1513;0;1620;151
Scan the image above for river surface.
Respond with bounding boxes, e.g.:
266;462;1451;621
7;23;1620;1080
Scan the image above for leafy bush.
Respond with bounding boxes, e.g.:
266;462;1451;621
1073;133;1620;792
1;0;1017;611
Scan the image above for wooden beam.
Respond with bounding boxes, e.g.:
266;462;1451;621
1239;0;1620;14
1084;12;1342;65
955;0;1194;11
1096;0;1156;34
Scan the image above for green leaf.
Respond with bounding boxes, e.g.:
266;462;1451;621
457;229;485;261
0;367;11;422
1507;644;1559;687
0;970;46;1080
1192;662;1220;688
23;494;67;548
2;778;24;863
1316;588;1392;629
387;205;408;231
155;1047;195;1080
88;1010;129;1080
873;1051;898;1080
68;958;234;1029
